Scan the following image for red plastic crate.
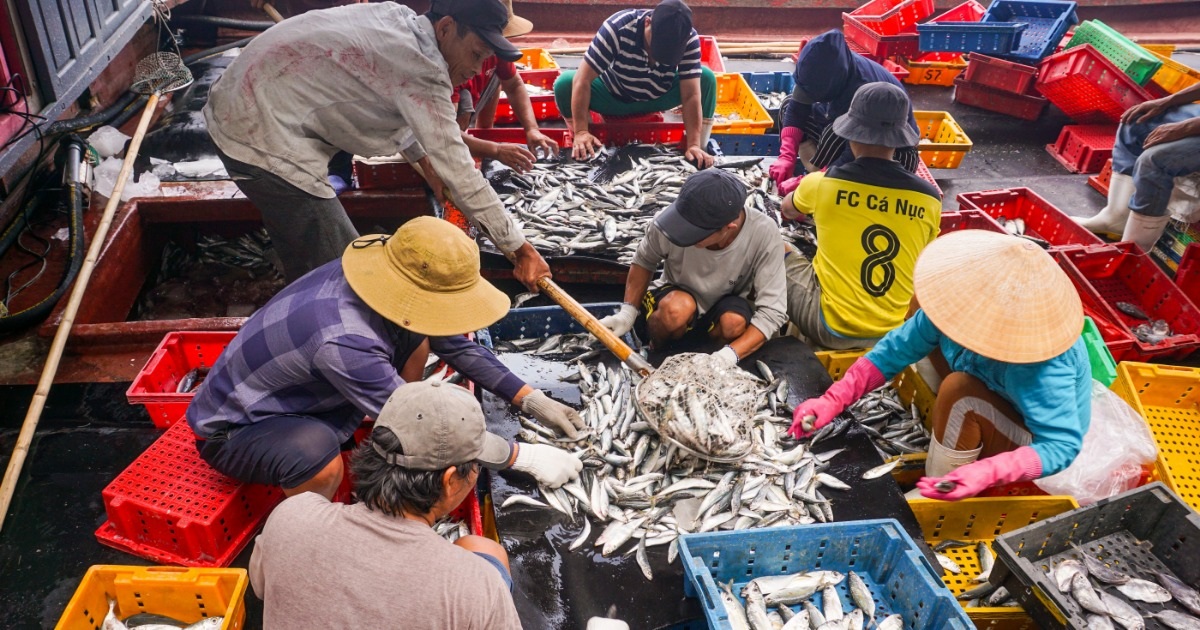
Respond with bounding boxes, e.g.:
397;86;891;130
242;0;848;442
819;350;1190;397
956;187;1105;248
1036;44;1154;123
1045;124;1117;174
915;158;942;198
352;159;427;191
850;0;935;36
95;421;284;567
127;332;237;429
1176;243;1200;310
1056;243;1200;362
494;70;560;125
883;58;911;82
471;123;683;148
843;13;922;60
953;76;1048;120
938;208;1006;234
700;35;726;72
963;53;1039;94
1089;157;1113;196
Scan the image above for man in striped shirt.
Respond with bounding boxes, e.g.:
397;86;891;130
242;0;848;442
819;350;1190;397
553;0;717;167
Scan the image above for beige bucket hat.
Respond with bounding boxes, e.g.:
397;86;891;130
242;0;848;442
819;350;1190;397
501;0;533;38
913;230;1083;364
342;217;509;337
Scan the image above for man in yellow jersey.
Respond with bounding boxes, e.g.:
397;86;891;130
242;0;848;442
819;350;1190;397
782;82;941;350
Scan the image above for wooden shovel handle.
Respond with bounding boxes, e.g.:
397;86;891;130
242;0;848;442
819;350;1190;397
262;2;285;23
534;276;652;376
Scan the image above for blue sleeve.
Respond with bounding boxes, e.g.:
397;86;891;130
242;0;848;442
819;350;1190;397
312;336;406;419
432;335;526;402
864;310;943;380
1003;342;1092;475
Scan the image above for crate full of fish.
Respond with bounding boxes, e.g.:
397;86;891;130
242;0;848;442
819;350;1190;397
679;519;974;629
712;73;774;135
1110;362;1200;512
1055;242;1200;362
910;496;1080;630
990;482;1200;630
126;331;236;429
56;565;247;630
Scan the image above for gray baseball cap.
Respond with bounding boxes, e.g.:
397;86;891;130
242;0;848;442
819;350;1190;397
654;169;748;247
831;82;920;149
372;380;512;471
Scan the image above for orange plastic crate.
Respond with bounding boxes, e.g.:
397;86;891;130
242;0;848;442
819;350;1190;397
1088;157;1113;196
56;566;247;630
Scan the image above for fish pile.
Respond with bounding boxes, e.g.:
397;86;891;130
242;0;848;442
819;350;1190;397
489;145;779;264
102;601;223;630
721;570;906;630
503;350;871;582
1044;541;1200;629
1115;301;1175;345
433;515;471;543
754;91;789;112
844;387;931;461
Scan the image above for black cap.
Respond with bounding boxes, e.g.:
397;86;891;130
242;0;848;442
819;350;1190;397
431;0;522;62
654;169;747;247
650;0;693;67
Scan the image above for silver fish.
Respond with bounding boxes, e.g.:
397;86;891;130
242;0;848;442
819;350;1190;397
848;571;874;621
721;580;753;630
803;600;826;628
975;541;995;583
1098;590;1144;630
1150;611;1200;630
1158;572;1200;616
821;584;843;621
570;518;591;551
1116;577;1172;603
844;609;863;630
936;553;961;575
1071;573;1110;615
1054;559;1086;593
745;583;775;630
1072;543;1131;584
500;495;548;510
1086;614;1116;630
876;615;904;630
861;460;899;480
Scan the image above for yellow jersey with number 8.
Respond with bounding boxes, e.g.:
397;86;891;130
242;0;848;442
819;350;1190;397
786;157;941;338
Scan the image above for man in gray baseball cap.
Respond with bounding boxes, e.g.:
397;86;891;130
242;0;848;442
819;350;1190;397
781;81;943;351
250;380;572;628
598;168;788;364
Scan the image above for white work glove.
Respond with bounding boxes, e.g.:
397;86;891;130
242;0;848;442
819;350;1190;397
587;618;631;630
598;303;638;337
712;345;740;367
521;389;586;438
511;443;582;488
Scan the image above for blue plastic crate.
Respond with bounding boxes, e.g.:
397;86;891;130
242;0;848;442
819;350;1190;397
739;71;794;95
918;21;1028;55
483;303;624;345
713;134;780;157
984;0;1078;64
678;520;973;630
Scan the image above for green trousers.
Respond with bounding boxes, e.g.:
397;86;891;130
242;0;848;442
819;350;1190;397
553;67;717;119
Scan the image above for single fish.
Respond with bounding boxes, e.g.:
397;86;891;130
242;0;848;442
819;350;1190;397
1098;590;1144;630
933;539;971;552
1149;611;1200;630
1070;573;1110;615
103;601;130;630
821;584;843;621
721;580;753;630
936;553;961;575
745;583;775;630
636;537;653;581
762;571;845;606
780;607;810;630
847;571;875;621
803;600;826;629
1115;301;1150;320
569;518;591;551
844;609;864;630
984;586;1012;607
934;480;956;493
1054;559;1087;593
861;460;899;480
1116;577;1172;603
1086;614;1116;630
975;541;995;583
876;614;904;630
1072;543;1131;584
1158;572;1200;616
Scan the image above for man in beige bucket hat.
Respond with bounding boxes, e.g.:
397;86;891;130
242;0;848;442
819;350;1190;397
187;217;583;499
250;380;522;628
787;230;1093;500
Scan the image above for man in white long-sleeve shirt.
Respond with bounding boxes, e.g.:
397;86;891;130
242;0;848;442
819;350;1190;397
203;0;550;286
598;169;788;365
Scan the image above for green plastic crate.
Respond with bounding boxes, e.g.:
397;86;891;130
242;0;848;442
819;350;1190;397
1082;316;1117;386
1065;20;1162;86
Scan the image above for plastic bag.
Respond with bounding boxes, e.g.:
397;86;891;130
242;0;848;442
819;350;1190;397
1167;172;1200;224
1034;380;1157;504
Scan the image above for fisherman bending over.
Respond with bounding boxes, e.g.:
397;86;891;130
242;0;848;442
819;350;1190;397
782;83;941;351
598;168;787;365
203;0;551;287
556;0;717;168
186;218;582;500
250;380;522;628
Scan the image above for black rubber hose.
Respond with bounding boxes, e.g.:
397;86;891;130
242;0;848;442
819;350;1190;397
44;91;143;135
0;136;88;332
171;15;274;31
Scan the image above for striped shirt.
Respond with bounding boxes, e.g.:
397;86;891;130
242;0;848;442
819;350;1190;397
583;9;702;102
186;260;525;442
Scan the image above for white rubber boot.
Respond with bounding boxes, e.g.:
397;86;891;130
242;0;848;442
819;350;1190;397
1122;212;1170;253
699;118;714;152
1075;172;1135;237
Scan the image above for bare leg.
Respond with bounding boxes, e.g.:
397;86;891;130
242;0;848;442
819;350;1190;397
708;311;748;344
646;290;697;349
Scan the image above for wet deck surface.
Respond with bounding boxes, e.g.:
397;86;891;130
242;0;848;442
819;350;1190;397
2;52;1194;627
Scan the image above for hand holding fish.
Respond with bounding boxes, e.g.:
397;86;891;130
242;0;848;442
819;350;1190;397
526;129;560;159
520;389;586;438
917;446;1043;501
684;145;714;169
572;130;604;160
787;357;885;439
598;304;639;337
510;442;583;488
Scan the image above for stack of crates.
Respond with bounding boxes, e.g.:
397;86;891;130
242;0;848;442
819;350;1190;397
843;0;935;61
1036;43;1154;123
905;0;986;86
952;52;1048;120
918;0;1076;63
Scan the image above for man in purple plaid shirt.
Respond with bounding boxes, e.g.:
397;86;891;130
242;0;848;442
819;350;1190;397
186;217;583;499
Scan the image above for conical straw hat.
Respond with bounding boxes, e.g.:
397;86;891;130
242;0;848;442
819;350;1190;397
913;230;1083;364
501;0;533;38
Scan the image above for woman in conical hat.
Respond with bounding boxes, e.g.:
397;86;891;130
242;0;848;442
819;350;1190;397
787;230;1092;500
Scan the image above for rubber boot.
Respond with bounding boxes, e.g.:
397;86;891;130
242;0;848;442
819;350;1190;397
699;118;714;153
904;438;982;500
1122;212;1170;253
797;139;818;173
1075;172;1134;237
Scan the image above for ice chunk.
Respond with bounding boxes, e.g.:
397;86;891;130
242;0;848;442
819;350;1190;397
88;126;130;158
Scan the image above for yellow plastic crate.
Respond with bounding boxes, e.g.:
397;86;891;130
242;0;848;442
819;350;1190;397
914;110;973;169
57;565;247;630
712;73;774;135
905;58;968;86
815;349;935;483
1149;50;1200;94
1142;43;1176;57
909;497;1080;630
1110;362;1200;511
516;48;559;70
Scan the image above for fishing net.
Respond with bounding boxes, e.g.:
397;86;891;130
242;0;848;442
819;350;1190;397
131;52;194;95
634;353;760;462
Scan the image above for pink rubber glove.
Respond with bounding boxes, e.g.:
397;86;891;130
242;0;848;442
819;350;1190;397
779;174;803;196
769;127;803;188
788;357;886;439
917;446;1043;501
